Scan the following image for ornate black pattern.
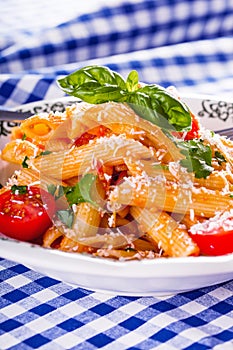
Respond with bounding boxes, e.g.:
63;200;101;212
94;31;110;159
16;101;75;116
198;99;233;122
0;121;20;137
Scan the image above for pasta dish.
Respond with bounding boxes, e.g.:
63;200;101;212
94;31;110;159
0;65;233;260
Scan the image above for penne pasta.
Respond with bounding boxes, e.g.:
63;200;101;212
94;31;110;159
31;134;154;179
1;69;233;260
20;112;67;143
1;139;40;164
109;175;233;217
130;207;199;257
69;102;183;162
72;202;102;238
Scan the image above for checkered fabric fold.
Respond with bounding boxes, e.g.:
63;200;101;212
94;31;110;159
1;0;233;74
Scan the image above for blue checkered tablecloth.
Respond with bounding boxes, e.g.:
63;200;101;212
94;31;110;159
0;0;233;349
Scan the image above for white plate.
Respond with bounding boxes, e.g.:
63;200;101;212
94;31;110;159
0;95;233;296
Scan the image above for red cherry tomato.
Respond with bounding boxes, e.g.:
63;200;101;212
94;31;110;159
74;125;110;147
74;132;96;147
189;215;233;256
184;113;200;140
0;186;56;241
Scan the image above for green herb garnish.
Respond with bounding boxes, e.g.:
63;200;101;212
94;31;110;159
214;151;226;165
22;156;29;168
57;210;74;228
11;185;27;194
179;139;213;179
48;174;97;206
63;173;97;206
22;133;27;140
47;184;57;196
36;150;52;158
57;65;191;131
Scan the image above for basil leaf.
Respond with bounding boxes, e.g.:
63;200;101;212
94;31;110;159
137;85;191;131
126;70;139;92
128;92;172;130
63;173;97;206
72;82;126;104
57;210;74;228
179;139;214;178
57;65;126;97
11;185;27;194
57;65;192;131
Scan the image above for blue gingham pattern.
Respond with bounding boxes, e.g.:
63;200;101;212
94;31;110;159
1;0;233;74
1;0;233;349
1;36;233;108
1;259;233;350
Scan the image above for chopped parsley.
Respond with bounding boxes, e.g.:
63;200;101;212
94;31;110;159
22;133;27;140
214;151;226;165
36;150;52;158
178;139;214;179
11;185;27;194
125;247;137;252
22;156;29;168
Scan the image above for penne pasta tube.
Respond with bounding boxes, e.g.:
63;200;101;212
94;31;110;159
59;236;96;253
43;226;64;248
69;102;183;162
109;175;233;217
131;207;199;257
72;202;102;238
94;248;159;260
125;158;233;191
31;134;154;179
20;112;67;143
8;168;40;186
1;139;39;164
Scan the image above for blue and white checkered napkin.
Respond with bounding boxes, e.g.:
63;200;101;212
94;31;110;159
1;0;233;74
0;259;233;349
0;0;233;349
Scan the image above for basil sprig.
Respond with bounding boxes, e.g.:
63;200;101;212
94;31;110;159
57;65;191;131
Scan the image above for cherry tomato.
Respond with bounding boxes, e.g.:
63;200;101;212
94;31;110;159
184;113;200;140
74;125;110;147
0;186;56;241
74;132;96;147
189;216;233;256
